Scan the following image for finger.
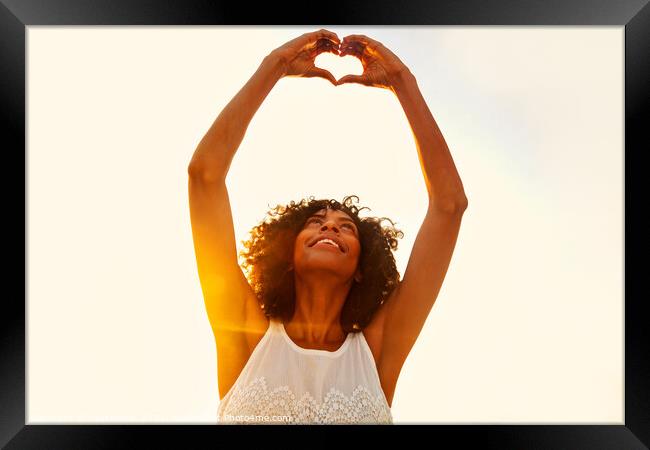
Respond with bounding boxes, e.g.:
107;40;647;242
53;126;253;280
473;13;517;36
343;34;384;53
336;74;370;87
315;39;340;57
340;41;364;58
327;41;341;56
310;29;341;47
341;34;371;47
298;32;338;53
319;29;341;47
305;67;338;86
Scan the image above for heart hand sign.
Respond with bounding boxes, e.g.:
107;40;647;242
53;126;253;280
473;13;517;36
271;29;411;91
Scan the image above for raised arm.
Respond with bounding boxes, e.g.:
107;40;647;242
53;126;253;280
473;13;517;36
187;52;285;338
187;29;341;399
337;34;468;406
189;30;340;180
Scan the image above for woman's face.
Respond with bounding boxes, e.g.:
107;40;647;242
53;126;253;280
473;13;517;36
293;207;362;282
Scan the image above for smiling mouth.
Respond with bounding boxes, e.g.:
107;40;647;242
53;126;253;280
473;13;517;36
314;242;339;251
311;239;343;252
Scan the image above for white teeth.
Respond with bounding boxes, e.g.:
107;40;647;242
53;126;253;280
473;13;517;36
315;238;340;250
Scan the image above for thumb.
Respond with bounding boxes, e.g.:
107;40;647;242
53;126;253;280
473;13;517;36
304;67;337;86
336;74;369;86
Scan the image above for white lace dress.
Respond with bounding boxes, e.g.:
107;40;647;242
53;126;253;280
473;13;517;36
217;318;393;424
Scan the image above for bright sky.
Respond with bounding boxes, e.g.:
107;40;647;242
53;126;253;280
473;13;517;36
28;26;623;423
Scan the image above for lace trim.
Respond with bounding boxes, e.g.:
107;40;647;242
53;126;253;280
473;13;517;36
218;376;392;424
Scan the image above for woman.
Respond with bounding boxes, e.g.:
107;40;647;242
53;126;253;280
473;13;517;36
188;29;468;424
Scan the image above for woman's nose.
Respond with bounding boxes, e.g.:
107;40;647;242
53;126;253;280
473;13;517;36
320;222;339;232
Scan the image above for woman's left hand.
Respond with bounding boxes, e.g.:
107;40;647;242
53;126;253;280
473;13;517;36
336;34;410;91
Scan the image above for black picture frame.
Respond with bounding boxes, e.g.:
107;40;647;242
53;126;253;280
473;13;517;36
3;0;648;448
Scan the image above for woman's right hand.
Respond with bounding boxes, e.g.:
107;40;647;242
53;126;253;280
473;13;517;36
270;29;341;86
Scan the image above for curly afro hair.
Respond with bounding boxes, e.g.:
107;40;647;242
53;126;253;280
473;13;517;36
239;195;404;334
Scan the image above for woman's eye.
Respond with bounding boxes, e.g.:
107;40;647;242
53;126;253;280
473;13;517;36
307;218;355;233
